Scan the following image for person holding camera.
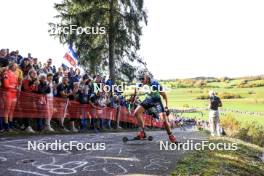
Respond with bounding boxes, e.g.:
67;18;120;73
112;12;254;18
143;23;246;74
208;90;222;137
79;74;93;131
36;74;51;131
56;76;78;132
67;82;81;132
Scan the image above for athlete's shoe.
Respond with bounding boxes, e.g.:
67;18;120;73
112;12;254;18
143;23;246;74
168;134;177;143
135;130;146;140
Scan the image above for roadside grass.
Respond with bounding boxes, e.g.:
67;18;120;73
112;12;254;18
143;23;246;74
172;137;264;176
179;111;264;126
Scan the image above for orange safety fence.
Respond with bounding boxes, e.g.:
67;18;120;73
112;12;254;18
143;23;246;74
0;89;171;128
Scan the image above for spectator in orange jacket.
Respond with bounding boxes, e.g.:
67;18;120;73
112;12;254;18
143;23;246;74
1;63;19;132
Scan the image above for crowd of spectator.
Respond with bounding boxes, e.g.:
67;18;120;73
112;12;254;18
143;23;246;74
0;48;140;133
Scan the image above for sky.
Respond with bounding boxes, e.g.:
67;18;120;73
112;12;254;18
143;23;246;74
0;0;263;79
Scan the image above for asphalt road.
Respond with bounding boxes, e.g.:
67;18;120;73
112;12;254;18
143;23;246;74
0;127;207;176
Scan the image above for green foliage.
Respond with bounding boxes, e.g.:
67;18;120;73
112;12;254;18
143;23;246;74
196;92;242;100
218;92;242;99
220;113;264;146
219;76;231;82
237;79;264;88
161;79;209;88
182;104;189;108
237;122;264;147
248;90;256;94
161;75;264;89
220;114;241;136
50;0;148;82
196;94;209;99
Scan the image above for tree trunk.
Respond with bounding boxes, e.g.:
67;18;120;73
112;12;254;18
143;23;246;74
108;0;115;83
90;58;96;75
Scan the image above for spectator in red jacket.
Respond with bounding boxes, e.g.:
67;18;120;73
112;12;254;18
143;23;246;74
1;63;19;132
21;69;39;133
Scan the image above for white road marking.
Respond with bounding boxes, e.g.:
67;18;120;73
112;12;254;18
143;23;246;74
8;168;50;176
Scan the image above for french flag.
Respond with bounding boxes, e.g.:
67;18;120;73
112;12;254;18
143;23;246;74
62;46;79;69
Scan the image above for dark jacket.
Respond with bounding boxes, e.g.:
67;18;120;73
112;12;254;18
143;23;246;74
37;81;51;95
0;57;9;68
209;96;222;110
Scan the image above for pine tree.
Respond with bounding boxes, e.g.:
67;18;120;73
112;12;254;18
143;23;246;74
50;0;148;82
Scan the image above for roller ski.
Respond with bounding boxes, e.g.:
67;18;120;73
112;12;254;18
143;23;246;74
123;130;153;142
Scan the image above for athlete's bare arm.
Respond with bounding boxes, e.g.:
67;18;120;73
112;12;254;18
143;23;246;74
160;91;168;108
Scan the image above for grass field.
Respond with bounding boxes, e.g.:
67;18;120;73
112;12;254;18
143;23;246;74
165;83;264;126
167;87;264;111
